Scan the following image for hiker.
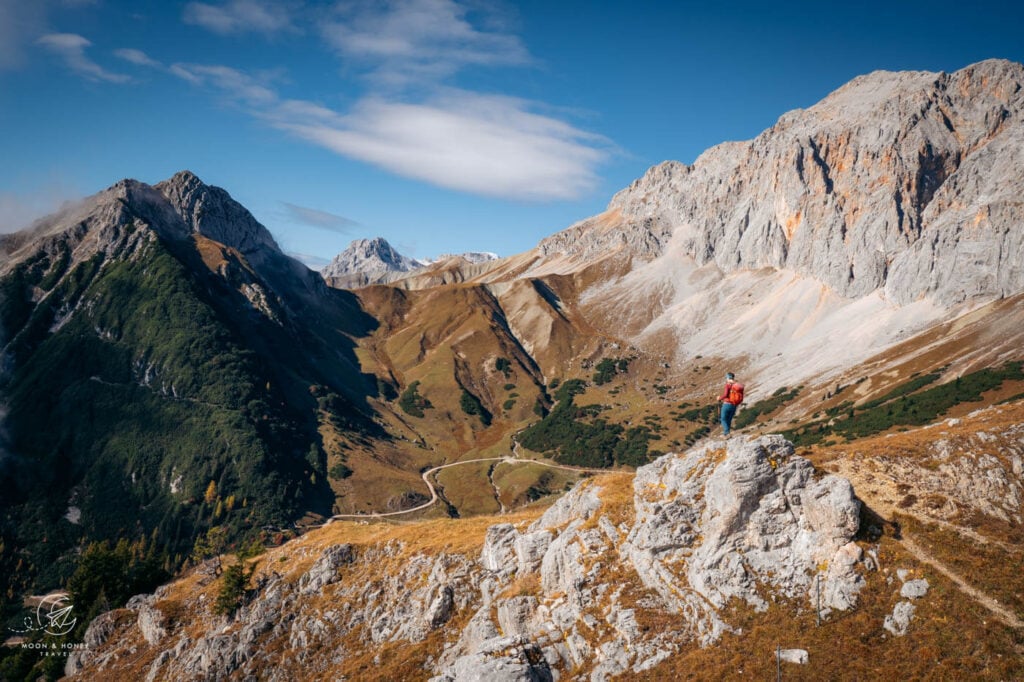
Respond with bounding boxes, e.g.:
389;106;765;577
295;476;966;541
718;372;745;436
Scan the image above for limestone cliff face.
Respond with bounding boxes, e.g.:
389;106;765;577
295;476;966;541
540;59;1024;307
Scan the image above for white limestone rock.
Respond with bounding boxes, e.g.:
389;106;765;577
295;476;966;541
884;600;917;636
901;578;930;600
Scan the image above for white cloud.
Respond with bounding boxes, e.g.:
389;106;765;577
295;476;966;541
169;62;277;104
272;91;607;201
114;47;161;68
166;1;610;201
321;0;530;85
183;0;297;36
280;201;360;233
0;184;81;234
37;33;130;82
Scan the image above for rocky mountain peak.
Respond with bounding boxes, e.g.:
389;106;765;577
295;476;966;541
320;237;423;280
543;59;1024;307
152;170;281;258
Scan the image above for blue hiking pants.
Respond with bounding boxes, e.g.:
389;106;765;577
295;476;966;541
721;402;737;435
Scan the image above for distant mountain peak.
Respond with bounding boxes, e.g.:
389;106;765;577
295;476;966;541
319;238;502;287
320;237;423;280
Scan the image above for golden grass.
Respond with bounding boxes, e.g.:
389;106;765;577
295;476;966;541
435;461;501;515
636;534;1024;681
900;515;1024;622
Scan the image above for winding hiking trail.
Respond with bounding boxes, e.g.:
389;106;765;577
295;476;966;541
325;454;609;522
899;534;1024;630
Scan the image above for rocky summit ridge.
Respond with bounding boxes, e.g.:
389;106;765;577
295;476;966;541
66;435;869;681
535;59;1024;307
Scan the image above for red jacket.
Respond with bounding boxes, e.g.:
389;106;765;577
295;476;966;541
719;381;744;405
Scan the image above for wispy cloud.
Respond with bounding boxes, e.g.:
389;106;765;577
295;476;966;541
280;201;359;234
114;47;161;68
274;91;607;200
168;0;610;201
0;183;81;234
169;62;277;104
321;0;529;86
37;33;130;82
286;251;333;269
170;61;609;200
183;0;297;36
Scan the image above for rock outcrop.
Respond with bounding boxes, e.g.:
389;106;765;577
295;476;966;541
68;436;867;681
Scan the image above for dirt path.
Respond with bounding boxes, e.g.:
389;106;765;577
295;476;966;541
900;534;1024;629
822;457;1024;628
899;510;1022;554
325;454;609;522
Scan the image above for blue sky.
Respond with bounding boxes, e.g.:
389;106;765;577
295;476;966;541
2;1;1023;266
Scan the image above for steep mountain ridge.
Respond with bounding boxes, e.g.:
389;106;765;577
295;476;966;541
0;171;380;618
444;58;1024;393
537;58;1024;304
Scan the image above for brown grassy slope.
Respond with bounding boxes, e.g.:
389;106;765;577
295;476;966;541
323;267;1024;519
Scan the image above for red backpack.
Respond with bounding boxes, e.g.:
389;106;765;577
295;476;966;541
728;382;745;406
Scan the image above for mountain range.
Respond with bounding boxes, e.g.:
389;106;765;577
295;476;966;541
319;237;498;289
1;58;1023;681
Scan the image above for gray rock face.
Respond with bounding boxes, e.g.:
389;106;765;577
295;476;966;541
154;170;281;259
298;543;354;594
625;435;863;641
64;609;123;677
320;237;423;284
778;648;809;665
430;636;553;682
481;523;519;574
539;59;1024;307
127;594;168;645
881;422;1024;525
434;436;865;679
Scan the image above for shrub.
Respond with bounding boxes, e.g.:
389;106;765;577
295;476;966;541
329;463;354;480
733;386;801;428
214;559;255;615
784;362;1023;445
459;389;492;426
593;359;617;385
398;381;431;417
